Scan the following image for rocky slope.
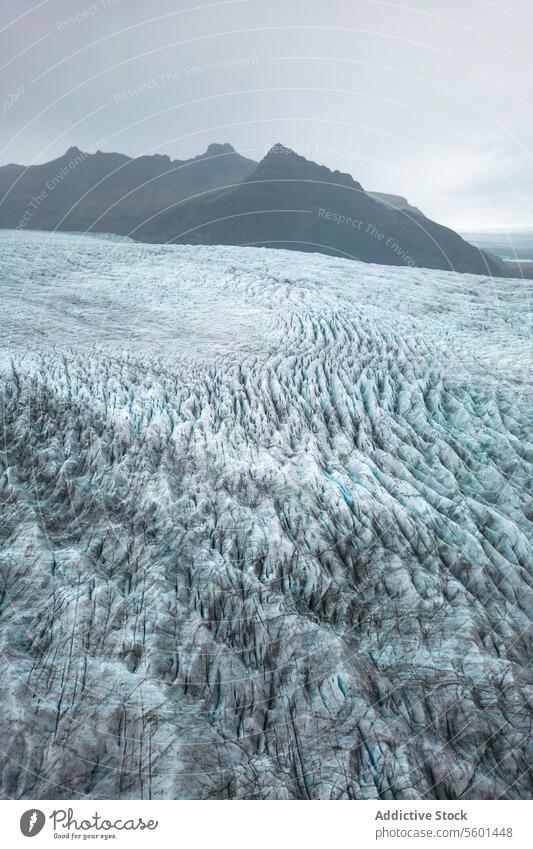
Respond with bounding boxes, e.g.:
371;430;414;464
368;191;425;217
0;144;505;276
0;143;256;235
0;231;531;799
136;145;504;276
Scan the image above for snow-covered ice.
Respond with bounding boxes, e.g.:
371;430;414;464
0;230;531;799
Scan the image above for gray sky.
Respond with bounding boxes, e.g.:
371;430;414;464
1;0;532;229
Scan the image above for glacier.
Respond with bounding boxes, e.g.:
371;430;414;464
0;229;531;800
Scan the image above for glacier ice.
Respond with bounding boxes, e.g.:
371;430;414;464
0;229;531;799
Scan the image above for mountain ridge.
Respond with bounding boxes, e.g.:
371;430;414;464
0;143;257;236
135;143;505;276
0;142;507;276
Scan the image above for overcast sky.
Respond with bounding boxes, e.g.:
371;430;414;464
1;0;532;229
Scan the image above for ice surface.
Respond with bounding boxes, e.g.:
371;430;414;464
0;230;531;799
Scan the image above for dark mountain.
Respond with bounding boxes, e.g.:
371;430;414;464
0;141;506;275
0;143;256;235
136;144;505;275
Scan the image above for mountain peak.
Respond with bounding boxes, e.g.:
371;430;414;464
204;143;236;156
265;143;300;157
261;143;309;166
252;143;363;189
